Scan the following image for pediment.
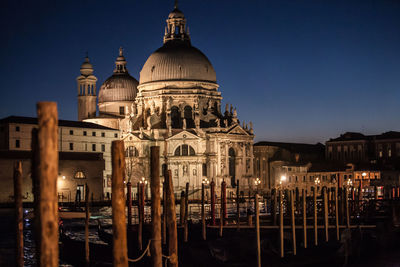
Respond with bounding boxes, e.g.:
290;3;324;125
167;130;200;141
227;125;249;136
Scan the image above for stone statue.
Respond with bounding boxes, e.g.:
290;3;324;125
167;97;172;110
130;103;137;117
182;117;187;130
150;101;156;115
215;117;220;127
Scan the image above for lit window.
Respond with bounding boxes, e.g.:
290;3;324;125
74;171;86;179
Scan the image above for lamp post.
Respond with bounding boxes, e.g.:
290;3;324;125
314;177;321;191
202;177;210;201
254;177;261;194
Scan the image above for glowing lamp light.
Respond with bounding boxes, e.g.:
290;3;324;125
314;177;321;185
140;177;148;185
254;177;261;186
202;177;209;185
62;175;66;180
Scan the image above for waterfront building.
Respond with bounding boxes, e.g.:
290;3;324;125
0;116;118;199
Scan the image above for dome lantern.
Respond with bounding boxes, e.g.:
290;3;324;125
114;47;128;73
163;0;190;44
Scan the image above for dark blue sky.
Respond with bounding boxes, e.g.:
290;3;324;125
1;0;399;143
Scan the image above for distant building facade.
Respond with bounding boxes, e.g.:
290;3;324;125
253;141;325;190
326;131;400;166
0;116;118;197
0;150;105;203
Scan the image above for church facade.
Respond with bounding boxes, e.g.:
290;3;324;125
77;4;254;195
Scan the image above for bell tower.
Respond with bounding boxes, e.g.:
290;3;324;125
77;55;97;121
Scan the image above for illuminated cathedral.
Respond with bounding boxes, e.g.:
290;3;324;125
77;3;254;195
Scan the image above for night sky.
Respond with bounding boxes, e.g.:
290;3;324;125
1;0;399;143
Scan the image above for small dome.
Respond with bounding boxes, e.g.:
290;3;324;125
80;57;93;76
98;73;138;103
98;48;138;103
139;41;217;84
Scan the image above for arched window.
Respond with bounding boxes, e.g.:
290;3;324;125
184;105;194;128
125;146;138;157
174;144;195;156
171;106;181;128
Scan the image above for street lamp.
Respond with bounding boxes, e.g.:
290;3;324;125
140;177;148;185
254;177;261;193
314;177;321;186
346;178;353;187
280;175;287;185
202;177;210;185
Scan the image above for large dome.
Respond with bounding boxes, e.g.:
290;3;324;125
139;40;217;85
98;73;138;103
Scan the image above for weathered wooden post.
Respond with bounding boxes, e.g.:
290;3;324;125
14;161;23;267
335;187;340;241
127;182;132;227
236;180;240;231
210;180;216;226
165;170;178;267
222;180;227;223
345;187;350;228
255;194;261;267
219;181;224;237
290;190;297;255
313;187;318;246
111;141;128;267
36;102;59;267
279;190;284;258
150;146;162;267
85;184;90;265
302;188;307;248
184;182;189;242
201;182;206;240
137;182;143;251
180;191;185;226
323;187;329;242
162;180;167;245
272;188;277;225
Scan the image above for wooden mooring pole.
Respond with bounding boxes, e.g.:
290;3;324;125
111;141;128;267
150;146;162;267
279;190;284;258
290;190;297;255
346;187;350;228
313;187;318;246
210;180;216;226
162;180;167;245
201;182;206;240
85;184;90;265
335;187;340;241
302;188;307;248
127;182;132;227
255;194;261;267
323;187;329;242
36;102;59;267
222;180;227;224
219;181;224;237
14;161;23;267
236;180;240;231
184;182;189;242
137;182;143;251
165;170;178;267
180;191;185;226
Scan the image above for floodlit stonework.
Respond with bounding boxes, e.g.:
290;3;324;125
79;4;255;194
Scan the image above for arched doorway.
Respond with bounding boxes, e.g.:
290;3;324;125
229;147;236;187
